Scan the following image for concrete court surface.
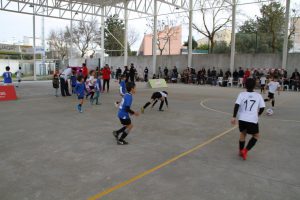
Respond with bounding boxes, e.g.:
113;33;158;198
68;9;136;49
0;81;299;200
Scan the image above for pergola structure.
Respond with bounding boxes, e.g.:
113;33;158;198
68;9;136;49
0;0;291;80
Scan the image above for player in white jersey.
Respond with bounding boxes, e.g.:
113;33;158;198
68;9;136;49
231;78;265;160
259;75;267;94
16;67;23;88
264;77;281;108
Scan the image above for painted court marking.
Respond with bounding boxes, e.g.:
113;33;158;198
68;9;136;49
87;100;237;200
200;99;300;123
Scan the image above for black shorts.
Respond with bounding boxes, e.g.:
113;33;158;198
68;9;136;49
78;96;84;100
151;92;162;100
239;120;259;135
268;92;274;99
260;84;265;88
119;118;131;125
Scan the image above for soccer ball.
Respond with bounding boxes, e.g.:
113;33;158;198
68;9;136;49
266;108;274;116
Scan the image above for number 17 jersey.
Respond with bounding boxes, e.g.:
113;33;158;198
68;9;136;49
235;92;265;124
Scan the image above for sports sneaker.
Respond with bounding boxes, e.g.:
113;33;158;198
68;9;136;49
112;131;118;140
117;140;129;145
241;149;248;160
77;105;81;112
159;109;164;112
141;107;144;114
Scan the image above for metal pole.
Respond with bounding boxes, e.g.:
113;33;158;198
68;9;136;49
124;0;129;66
229;0;236;74
152;0;158;75
188;0;193;68
41;7;46;75
100;7;105;68
69;0;73;62
282;0;290;70
33;8;36;80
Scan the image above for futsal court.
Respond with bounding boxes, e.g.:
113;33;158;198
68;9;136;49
0;81;299;200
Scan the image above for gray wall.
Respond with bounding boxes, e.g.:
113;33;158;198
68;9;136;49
104;53;300;76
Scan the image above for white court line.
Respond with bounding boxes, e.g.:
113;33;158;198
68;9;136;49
200;99;300;123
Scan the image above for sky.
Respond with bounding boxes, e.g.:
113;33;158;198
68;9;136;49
0;0;294;51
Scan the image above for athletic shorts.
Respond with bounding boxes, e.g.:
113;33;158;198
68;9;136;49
268;92;274;99
78;96;84;100
239;120;259;135
260;84;265;88
151;92;162;100
119;118;131;125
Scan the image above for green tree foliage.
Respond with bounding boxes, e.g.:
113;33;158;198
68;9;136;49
236;2;293;53
197;44;209;50
213;41;230;53
183;37;198;49
104;15;131;56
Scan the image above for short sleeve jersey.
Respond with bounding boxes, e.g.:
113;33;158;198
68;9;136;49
159;91;167;98
119;80;126;95
16;70;22;79
118;93;133;119
268;81;280;94
3;72;12;84
235;92;265;124
260;77;266;85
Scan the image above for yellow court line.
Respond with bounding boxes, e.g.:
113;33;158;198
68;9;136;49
87;126;237;200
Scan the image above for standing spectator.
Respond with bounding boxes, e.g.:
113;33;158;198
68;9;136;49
211;67;217;86
82;63;89;82
164;67;169;79
238;67;244;78
129;64;136;83
70;69;77;94
59;67;72;96
158;66;163;78
173;66;178;76
233;69;239;84
218;69;224;77
245;68;251;79
102;64;111;92
2;66;12;85
123;66;130;82
116;67;122;80
111;66;115;79
52;73;59;97
144;67;149;82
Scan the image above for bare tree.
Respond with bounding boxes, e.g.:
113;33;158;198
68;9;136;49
147;18;179;55
67;19;98;58
128;27;140;47
48;29;69;60
193;0;231;53
289;4;300;39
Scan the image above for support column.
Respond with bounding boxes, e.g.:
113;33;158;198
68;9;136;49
33;9;36;80
69;0;73;62
188;0;193;68
152;0;157;75
124;0;129;66
41;7;46;75
100;7;105;68
282;0;290;70
229;0;236;74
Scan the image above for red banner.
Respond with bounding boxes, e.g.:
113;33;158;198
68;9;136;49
0;85;17;101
